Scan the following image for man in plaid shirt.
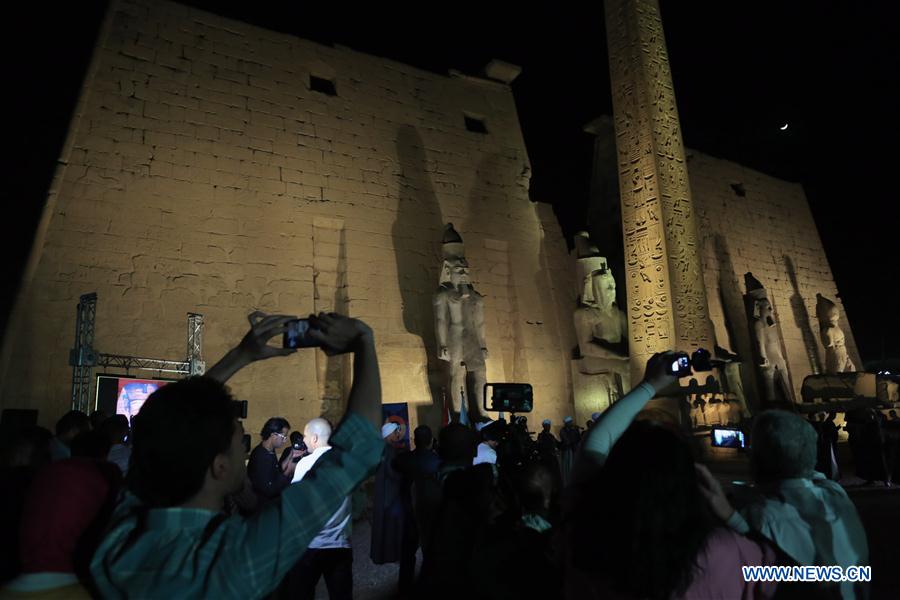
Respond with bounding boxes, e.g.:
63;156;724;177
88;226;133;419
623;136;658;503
91;312;384;599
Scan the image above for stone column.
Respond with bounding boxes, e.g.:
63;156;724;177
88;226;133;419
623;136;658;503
605;0;714;383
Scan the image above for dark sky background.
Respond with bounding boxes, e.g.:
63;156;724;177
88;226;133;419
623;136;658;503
3;1;898;365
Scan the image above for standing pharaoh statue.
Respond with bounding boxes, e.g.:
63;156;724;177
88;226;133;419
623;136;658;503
745;273;793;405
816;293;855;374
434;224;488;421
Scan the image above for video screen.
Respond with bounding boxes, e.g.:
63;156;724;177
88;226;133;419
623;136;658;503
96;376;174;421
711;428;746;449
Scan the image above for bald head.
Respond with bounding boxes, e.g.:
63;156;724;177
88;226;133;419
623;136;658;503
304;418;332;450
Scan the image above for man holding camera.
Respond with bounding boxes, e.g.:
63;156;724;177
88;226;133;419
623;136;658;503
247;417;303;506
90;312;384;599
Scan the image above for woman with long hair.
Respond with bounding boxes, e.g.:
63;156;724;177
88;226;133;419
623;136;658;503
565;352;777;599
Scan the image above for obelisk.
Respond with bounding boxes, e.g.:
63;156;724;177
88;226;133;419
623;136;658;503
605;0;714;383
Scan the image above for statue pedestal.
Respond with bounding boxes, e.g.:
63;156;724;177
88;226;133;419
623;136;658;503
571;356;631;426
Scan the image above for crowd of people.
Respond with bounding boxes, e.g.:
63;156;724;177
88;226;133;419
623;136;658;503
808;407;900;486
0;311;880;599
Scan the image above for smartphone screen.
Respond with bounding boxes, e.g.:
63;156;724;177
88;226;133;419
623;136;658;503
483;383;534;413
283;319;320;348
711;427;746;449
668;354;691;377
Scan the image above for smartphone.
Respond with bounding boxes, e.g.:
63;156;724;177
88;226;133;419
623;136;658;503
483;383;533;413
667;352;692;377
283;319;321;349
710;427;747;449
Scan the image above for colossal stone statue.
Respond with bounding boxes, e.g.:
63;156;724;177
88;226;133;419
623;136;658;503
816;293;856;374
745;273;793;405
433;224;488;420
570;232;630;425
572;231;627;360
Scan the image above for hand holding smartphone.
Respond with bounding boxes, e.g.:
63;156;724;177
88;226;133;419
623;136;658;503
710;427;747;449
283;318;322;349
667;353;692;377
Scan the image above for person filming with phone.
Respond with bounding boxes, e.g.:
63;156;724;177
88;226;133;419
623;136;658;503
90;311;385;599
567;350;779;599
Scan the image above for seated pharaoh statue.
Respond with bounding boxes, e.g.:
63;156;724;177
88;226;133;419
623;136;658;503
572;232;627;360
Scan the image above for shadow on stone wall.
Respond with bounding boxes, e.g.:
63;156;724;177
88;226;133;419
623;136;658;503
713;234;761;412
319;227;350;423
464;153;530;391
392;126;444;429
784;254;823;375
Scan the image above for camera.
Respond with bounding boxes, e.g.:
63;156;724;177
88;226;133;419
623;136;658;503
289;431;306;462
231;400;248;420
483;383;533;413
666;348;714;377
283;319;322;349
710;426;747;449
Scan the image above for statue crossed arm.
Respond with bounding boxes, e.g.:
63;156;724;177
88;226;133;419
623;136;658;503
474;296;488;359
433;290;488;363
435;293;450;362
433;223;488;419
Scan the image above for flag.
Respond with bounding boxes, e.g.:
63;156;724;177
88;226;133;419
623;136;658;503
441;387;451;428
459;387;469;426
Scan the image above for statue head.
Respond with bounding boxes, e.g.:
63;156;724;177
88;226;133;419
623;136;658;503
439;223;472;293
753;298;775;327
578;256;616;310
588;267;616;310
815;294;840;327
440;257;471;288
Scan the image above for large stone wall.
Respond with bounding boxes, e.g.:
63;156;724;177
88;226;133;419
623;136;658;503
0;0;576;434
691;150;862;401
584;114;861;408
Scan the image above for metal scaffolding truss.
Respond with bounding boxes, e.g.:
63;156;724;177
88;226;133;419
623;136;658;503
68;293;205;412
95;354;192;374
69;293;98;413
187;313;205;376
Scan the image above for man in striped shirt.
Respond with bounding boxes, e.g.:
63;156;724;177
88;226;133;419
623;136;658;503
91;312;384;599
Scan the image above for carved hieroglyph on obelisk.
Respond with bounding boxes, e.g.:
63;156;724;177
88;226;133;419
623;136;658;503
605;0;714;383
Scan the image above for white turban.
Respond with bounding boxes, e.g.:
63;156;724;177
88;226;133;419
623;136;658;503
381;422;399;438
473;442;497;466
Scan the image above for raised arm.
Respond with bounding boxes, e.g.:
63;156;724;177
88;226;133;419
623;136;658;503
572;352;676;485
308;313;381;431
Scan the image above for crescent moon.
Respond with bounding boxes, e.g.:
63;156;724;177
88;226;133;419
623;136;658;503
780;123;789;131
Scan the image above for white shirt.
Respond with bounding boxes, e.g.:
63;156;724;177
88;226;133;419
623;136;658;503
473;442;497;466
292;446;351;549
727;473;869;599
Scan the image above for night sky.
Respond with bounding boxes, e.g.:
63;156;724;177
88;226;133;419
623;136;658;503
3;1;898;365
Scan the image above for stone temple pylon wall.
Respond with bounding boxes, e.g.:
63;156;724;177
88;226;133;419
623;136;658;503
0;0;577;435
